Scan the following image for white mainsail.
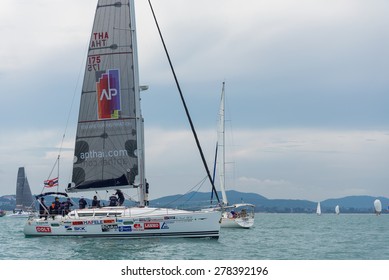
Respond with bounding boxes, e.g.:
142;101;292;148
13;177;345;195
335;205;340;215
374;199;382;215
316;202;321;215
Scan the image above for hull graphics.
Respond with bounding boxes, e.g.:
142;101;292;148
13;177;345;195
24;212;221;239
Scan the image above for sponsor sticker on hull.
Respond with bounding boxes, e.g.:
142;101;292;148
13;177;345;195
119;226;132;232
36;226;51;233
133;223;144;231
164;216;176;220
144;222;160;230
161;222;169;229
101;224;118;232
83;220;103;225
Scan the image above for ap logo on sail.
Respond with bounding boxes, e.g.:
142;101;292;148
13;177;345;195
96;69;121;120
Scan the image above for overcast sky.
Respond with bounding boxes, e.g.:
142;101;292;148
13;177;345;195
0;0;388;203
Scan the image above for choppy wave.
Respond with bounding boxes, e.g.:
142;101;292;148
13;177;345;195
1;214;389;260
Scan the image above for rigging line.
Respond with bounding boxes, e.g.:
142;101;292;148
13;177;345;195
147;0;220;203
181;178;208;205
210;142;218;204
46;156;59;180
162;176;208;208
61;34;91;187
45;44;84;182
58;54;84;157
45;81;79;187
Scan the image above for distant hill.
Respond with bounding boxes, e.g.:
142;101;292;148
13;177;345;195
150;191;388;213
0;195;15;210
1;191;387;213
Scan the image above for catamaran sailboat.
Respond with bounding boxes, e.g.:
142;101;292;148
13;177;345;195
9;167;34;218
24;0;221;238
212;82;255;229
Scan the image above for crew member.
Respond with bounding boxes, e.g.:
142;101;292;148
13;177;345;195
79;196;87;209
115;189;125;206
109;194;118;206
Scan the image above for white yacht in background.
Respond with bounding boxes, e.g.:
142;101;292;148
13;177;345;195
212;82;255;229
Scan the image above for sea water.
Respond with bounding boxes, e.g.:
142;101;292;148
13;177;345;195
1;213;389;260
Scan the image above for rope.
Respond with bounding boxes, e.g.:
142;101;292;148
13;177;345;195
147;0;220;204
160;176;208;208
42;31;88;195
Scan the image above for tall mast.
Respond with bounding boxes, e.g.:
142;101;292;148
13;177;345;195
218;82;228;205
129;0;145;206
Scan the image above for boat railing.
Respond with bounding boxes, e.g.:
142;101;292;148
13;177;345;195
70;207;125;219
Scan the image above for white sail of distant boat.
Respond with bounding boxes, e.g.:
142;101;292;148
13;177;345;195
24;0;221;238
213;82;255;229
316;202;321;215
335;205;340;215
374;199;382;215
9;167;34;218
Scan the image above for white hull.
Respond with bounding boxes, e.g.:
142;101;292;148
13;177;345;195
210;203;255;229
24;206;221;238
221;214;254;229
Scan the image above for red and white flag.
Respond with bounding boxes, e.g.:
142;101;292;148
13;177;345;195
44;177;59;188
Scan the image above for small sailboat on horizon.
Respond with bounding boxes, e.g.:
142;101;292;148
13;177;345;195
374;199;382;215
335;205;340;215
316;202;321;215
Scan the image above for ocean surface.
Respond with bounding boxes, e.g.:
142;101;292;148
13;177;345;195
1;213;389;260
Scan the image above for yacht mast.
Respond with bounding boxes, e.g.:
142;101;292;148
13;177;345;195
129;0;145;206
218;82;228;205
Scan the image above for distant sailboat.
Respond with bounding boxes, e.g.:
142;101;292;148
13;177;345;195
335;205;340;215
213;82;255;228
316;202;321;215
374;199;382;215
9;167;34;218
